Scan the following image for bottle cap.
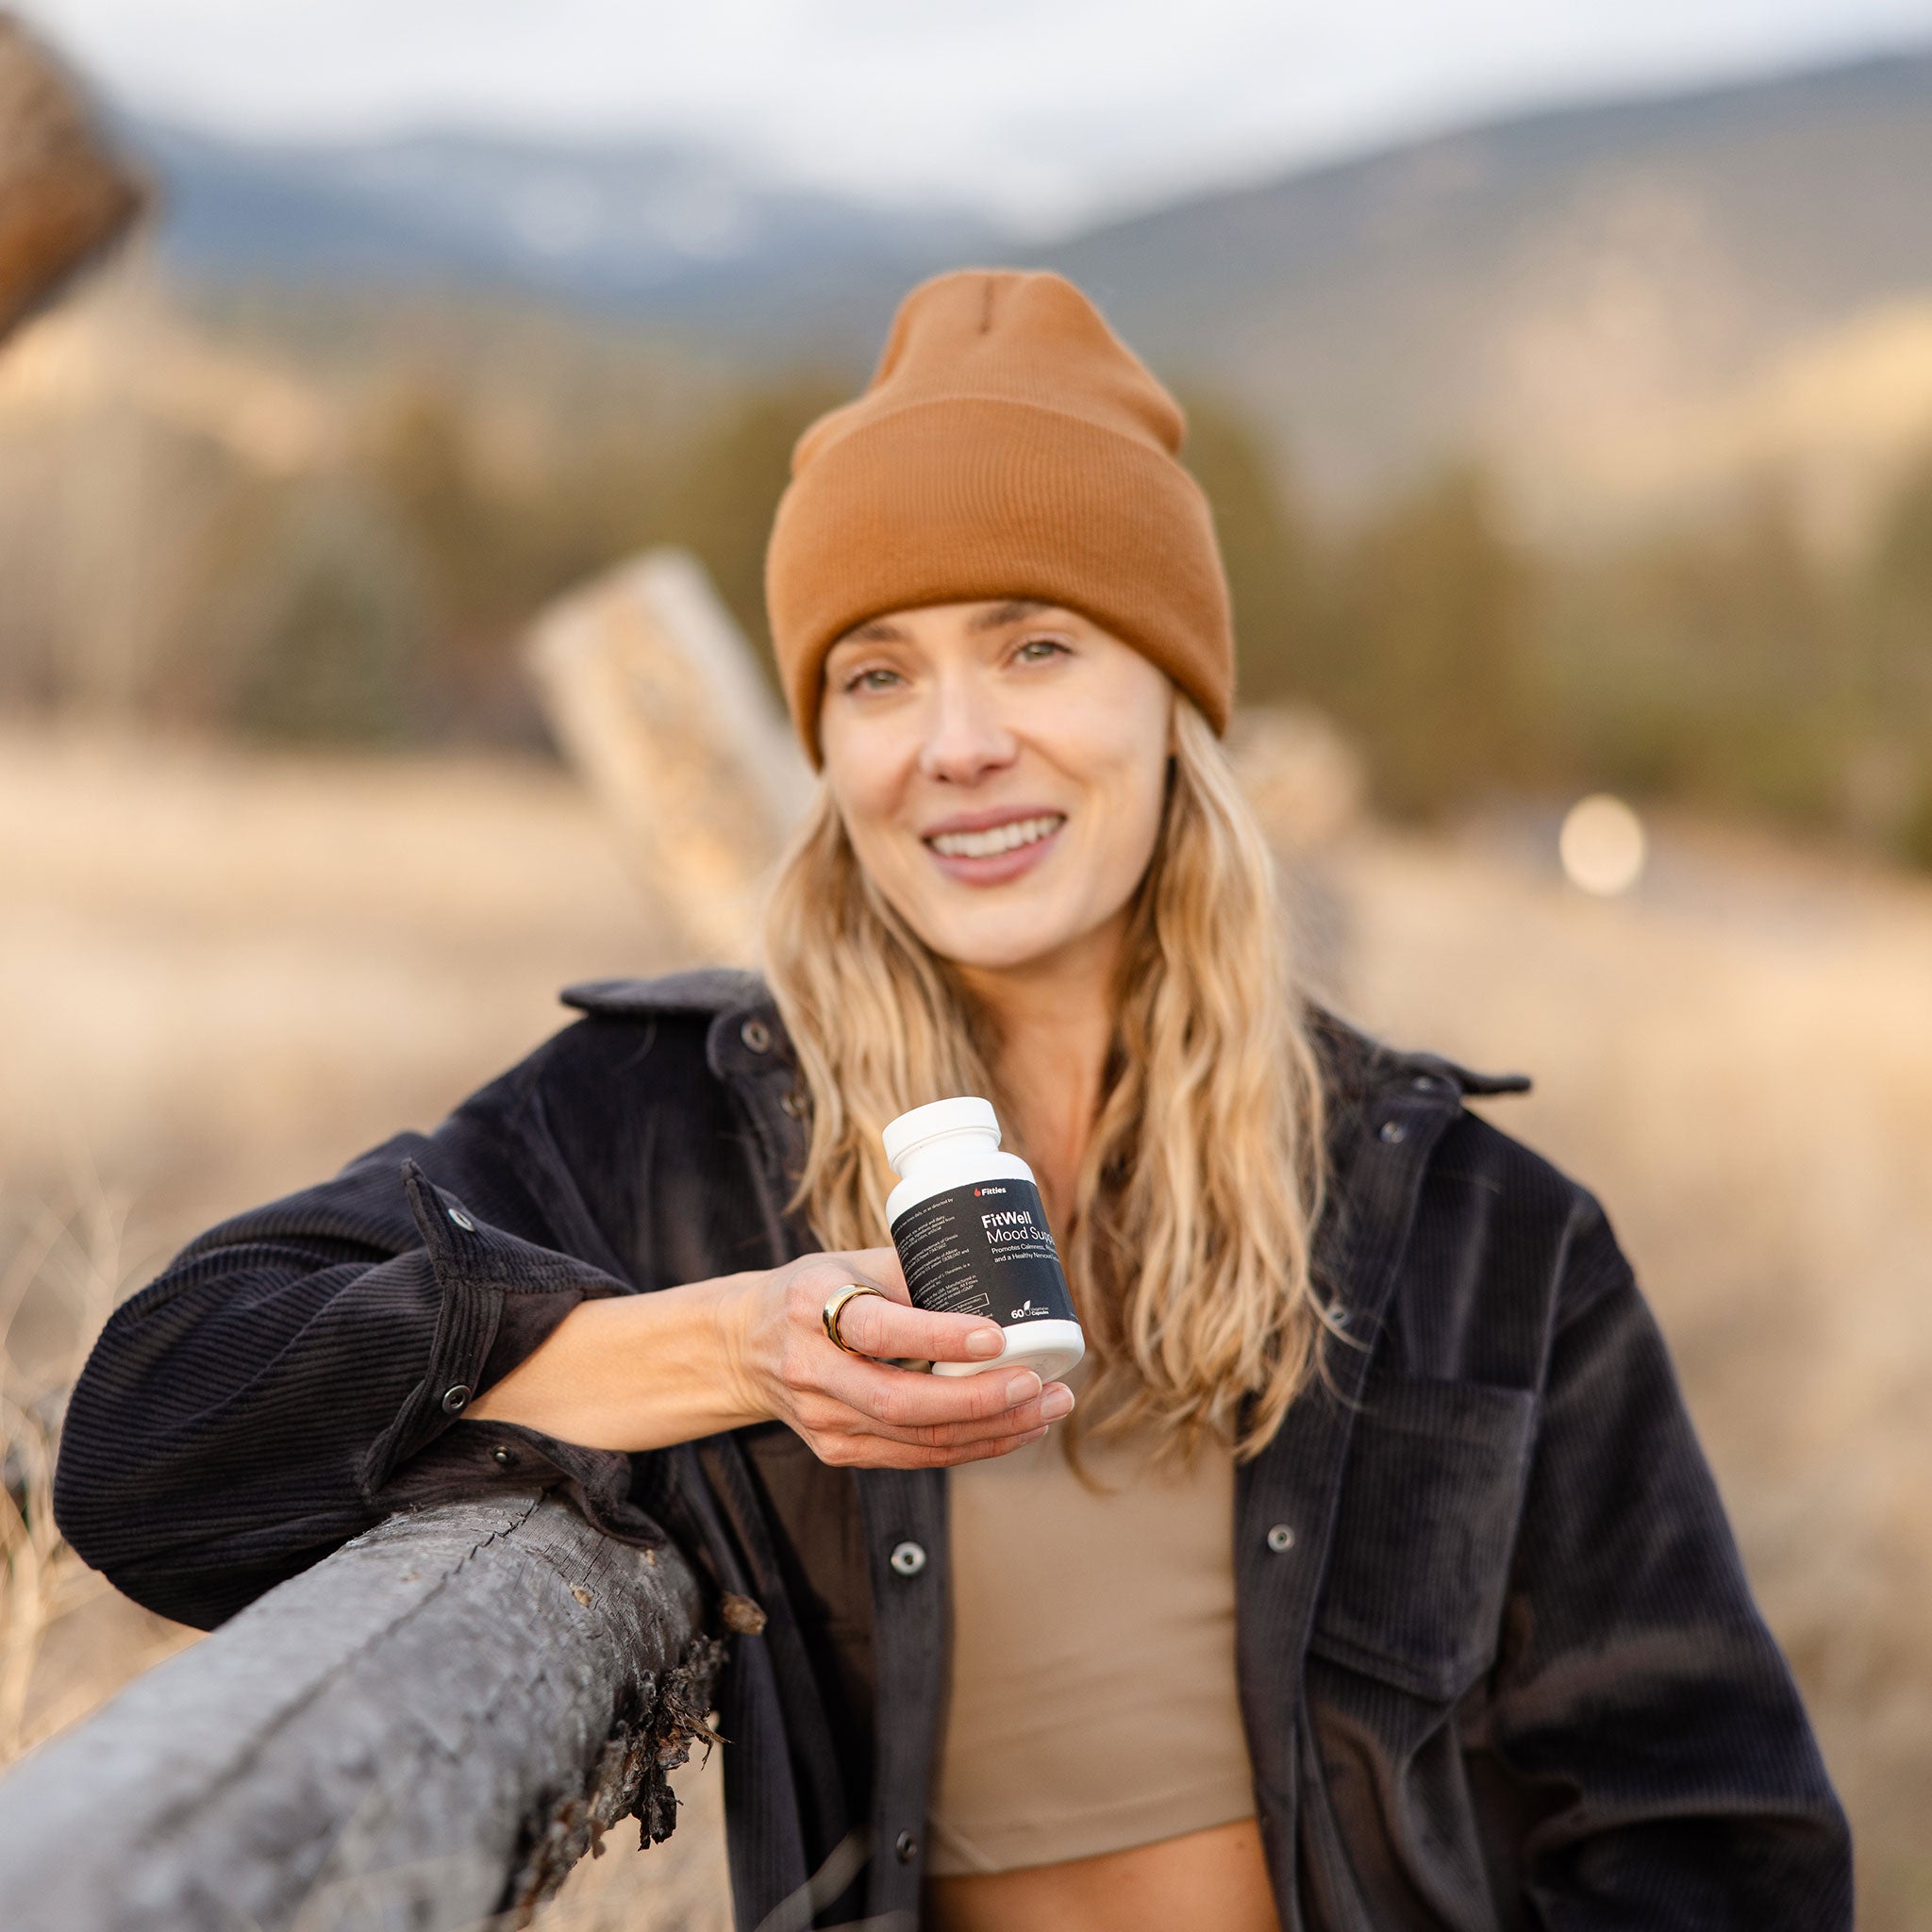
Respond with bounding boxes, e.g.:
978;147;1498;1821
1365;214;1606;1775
882;1095;1001;1174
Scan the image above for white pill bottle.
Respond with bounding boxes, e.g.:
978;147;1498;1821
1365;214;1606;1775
882;1096;1086;1381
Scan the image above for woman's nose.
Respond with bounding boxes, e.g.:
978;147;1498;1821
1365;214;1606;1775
917;675;1017;784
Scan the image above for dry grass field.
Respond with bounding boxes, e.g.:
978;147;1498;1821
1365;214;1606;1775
2;719;1928;1927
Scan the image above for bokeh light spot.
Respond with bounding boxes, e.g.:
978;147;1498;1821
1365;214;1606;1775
1559;793;1646;896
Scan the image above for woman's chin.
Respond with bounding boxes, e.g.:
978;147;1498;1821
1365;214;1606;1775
918;912;1090;976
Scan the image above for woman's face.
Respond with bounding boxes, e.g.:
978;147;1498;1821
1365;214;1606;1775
817;598;1175;974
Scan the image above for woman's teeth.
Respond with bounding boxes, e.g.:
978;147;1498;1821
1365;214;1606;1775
928;813;1065;859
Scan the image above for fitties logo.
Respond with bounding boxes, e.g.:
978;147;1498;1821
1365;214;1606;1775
974;1185;1007;1197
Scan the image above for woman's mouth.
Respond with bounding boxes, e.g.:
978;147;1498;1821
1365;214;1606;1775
923;811;1066;884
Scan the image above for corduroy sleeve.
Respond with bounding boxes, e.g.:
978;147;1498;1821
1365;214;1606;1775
52;1053;651;1631
1477;1206;1854;1927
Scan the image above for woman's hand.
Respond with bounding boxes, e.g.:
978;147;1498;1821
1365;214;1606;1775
724;1247;1074;1469
465;1247;1073;1464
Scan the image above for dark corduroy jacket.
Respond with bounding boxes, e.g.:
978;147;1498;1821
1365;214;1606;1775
54;967;1852;1930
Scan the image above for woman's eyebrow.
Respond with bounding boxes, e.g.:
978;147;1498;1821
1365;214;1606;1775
839;617;908;645
967;597;1053;633
836;598;1054;650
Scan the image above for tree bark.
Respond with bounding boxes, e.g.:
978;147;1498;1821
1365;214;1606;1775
0;1492;723;1932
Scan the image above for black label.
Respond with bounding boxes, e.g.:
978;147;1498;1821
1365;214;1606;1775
889;1177;1077;1326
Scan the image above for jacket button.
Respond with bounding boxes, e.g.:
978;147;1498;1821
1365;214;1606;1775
890;1541;926;1577
491;1446;512;1466
741;1018;773;1053
895;1830;918;1863
780;1087;806;1119
1378;1120;1406;1143
441;1385;472;1414
447;1207;475;1231
1266;1524;1296;1554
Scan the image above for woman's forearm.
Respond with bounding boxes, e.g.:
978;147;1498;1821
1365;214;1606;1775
465;1272;765;1451
465;1248;1070;1469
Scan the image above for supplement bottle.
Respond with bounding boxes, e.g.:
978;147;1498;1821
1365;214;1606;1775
882;1096;1085;1381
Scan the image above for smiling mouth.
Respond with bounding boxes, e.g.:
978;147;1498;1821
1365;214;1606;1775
924;813;1066;859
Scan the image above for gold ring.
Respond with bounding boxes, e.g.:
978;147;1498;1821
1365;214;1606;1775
823;1282;888;1354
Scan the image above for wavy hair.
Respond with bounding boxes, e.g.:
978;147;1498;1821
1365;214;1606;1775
758;694;1330;1463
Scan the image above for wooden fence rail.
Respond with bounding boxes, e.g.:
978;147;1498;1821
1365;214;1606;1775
0;1493;721;1932
0;11;145;340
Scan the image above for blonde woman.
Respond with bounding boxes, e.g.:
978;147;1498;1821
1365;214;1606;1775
57;271;1848;1932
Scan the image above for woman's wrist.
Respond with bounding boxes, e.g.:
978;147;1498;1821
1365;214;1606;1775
464;1271;769;1450
703;1268;772;1427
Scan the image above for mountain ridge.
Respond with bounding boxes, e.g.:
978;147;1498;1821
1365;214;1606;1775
104;43;1932;516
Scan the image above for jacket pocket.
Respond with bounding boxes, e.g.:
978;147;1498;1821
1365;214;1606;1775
1308;1374;1537;1701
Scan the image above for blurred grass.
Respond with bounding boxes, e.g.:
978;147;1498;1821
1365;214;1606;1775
1;722;1927;1924
0;1171;183;1762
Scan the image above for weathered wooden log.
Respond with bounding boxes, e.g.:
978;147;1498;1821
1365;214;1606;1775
524;545;814;964
0;1491;724;1932
0;12;146;341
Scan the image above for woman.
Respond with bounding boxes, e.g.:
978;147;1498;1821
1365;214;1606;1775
55;269;1850;1931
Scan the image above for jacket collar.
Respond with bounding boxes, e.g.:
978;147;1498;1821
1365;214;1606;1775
562;969;784;1085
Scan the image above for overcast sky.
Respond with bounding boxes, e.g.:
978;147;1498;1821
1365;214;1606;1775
22;0;1932;235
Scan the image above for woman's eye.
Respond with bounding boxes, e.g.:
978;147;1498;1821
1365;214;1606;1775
841;667;902;692
1014;636;1070;663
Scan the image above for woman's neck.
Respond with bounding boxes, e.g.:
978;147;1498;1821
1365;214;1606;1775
952;913;1124;1232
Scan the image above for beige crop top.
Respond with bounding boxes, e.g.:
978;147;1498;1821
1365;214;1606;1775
924;1363;1257;1876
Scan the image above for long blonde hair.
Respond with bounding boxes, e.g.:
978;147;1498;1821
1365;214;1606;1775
758;695;1330;1462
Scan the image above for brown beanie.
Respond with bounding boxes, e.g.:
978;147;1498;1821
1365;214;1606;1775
764;267;1234;766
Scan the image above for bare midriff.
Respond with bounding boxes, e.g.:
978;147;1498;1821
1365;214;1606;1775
924;1818;1280;1932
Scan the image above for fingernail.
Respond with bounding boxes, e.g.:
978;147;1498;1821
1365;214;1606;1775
967;1327;1004;1358
1041;1385;1074;1421
1005;1372;1041;1407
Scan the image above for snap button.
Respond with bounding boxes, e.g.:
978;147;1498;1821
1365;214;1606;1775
491;1446;512;1467
889;1540;926;1577
447;1207;475;1231
780;1087;806;1119
441;1385;472;1414
740;1018;772;1053
1378;1120;1406;1143
895;1829;918;1863
1266;1524;1296;1554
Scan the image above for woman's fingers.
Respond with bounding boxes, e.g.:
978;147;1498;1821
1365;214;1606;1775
819;1352;1043;1431
891;1381;1074;1450
767;1249;1074;1467
885;1424;1052;1470
840;1247;910;1302
790;1248;1003;1364
801;1380;1073;1453
826;1284;1005;1366
814;1357;1076;1452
